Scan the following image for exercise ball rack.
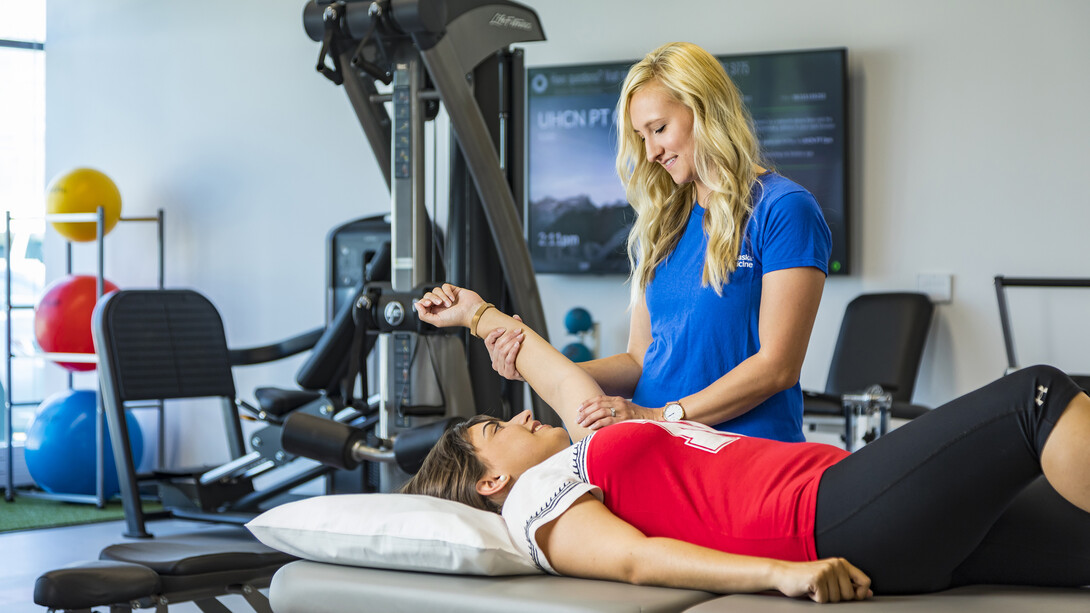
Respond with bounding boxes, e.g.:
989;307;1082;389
2;207;164;507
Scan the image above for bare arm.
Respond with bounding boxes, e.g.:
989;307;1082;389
538;494;871;603
415;284;597;442
574;293;652;396
484;294;652;397
579;267;825;429
677;266;825;424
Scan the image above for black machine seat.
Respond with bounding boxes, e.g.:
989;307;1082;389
94;290;254;538
803;390;930;420
96;290;238;402
254;387;325;419
34;527;293;612
804;292;935;421
93;288;372;538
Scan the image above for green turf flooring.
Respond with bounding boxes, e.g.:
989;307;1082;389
0;494;162;533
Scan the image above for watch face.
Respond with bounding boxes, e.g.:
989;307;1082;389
664;403;684;421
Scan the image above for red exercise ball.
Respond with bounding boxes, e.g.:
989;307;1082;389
34;275;120;371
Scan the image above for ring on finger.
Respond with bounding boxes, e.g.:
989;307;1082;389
610;407;616;418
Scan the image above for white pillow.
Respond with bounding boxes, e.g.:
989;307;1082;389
246;493;541;575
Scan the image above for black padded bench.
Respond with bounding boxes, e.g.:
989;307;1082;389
34;527;295;612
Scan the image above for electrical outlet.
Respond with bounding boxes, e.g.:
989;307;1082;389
917;273;953;303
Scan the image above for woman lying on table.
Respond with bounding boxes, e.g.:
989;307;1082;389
405;284;1090;603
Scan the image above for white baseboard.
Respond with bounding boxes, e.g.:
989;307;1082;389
0;443;33;488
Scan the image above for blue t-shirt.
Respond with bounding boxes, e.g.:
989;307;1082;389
631;173;831;442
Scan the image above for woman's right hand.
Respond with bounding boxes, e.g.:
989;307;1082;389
484;315;525;381
772;558;872;603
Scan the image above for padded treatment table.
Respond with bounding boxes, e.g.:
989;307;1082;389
270;561;1089;613
269;561;714;612
687;585;1090;612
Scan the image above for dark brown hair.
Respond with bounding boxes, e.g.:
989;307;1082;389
400;415;502;514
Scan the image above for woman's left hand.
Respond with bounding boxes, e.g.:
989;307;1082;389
772;558;872;603
414;283;485;329
576;395;656;430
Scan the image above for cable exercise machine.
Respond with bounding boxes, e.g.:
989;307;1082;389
299;0;556;490
98;0;555;536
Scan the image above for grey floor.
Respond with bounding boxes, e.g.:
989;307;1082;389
0;515;261;613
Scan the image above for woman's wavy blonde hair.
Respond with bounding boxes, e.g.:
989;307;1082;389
617;42;764;296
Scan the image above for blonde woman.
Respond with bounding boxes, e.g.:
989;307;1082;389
488;42;830;441
410;283;1090;600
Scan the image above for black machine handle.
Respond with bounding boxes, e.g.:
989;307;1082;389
293;241;391;394
228;328;325;367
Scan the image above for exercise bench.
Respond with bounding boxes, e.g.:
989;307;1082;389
33;526;294;613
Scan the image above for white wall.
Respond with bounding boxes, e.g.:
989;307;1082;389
523;0;1090;408
43;0;1090;463
45;1;386;465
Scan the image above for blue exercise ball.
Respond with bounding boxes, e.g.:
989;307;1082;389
562;342;594;363
564;307;593;335
24;389;144;497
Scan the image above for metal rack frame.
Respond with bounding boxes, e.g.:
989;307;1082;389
994;275;1090;373
3;208;163;506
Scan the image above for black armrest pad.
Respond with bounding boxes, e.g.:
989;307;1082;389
34;560;160;609
805;391;930;421
803;390;841;403
891;402;930;420
254;387;324;418
802;391;842;416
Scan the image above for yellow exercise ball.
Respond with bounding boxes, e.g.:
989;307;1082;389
45;168;123;242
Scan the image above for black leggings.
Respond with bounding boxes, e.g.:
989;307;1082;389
814;365;1090;594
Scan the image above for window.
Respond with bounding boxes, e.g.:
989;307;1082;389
1;0;47;441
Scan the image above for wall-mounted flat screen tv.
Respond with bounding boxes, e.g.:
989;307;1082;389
526;48;849;275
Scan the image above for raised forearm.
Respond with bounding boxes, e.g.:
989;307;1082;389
475;308;596;442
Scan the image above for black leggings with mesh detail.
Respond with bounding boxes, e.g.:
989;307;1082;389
813;365;1090;594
